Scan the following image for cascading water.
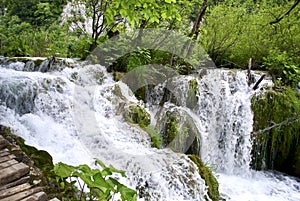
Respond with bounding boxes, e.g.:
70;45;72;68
195;70;254;174
148;68;300;200
1;59;300;200
0;60;210;200
189;70;300;200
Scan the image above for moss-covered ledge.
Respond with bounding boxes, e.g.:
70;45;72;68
188;155;219;201
0;125;64;199
251;86;300;178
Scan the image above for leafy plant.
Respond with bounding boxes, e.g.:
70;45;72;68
54;159;136;201
263;49;300;87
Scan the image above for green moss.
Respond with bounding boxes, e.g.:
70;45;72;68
123;105;151;128
251;86;300;177
15;137;53;171
163;111;180;146
143;125;162;149
160;110;201;154
188;155;219;201
187;79;199;109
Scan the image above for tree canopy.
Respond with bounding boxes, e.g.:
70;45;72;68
0;0;299;86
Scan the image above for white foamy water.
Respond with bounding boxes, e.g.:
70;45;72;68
193;69;300;201
0;61;210;200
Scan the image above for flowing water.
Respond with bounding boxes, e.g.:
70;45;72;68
0;59;299;200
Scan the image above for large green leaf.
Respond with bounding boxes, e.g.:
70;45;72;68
53;162;75;178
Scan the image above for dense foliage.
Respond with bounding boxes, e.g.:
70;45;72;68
1;0;298;85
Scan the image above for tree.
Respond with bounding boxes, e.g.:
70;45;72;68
270;0;300;24
67;0;194;51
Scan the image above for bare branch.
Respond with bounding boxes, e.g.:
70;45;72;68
253;114;300;135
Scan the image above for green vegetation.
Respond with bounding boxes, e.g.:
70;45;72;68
1;0;298;87
251;86;300;177
54;159;136;201
163;111;181;146
202;0;300;72
263;49;300;87
123;104;151;128
188;155;219;201
143;125;163;149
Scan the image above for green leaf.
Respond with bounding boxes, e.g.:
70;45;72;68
54;162;75;178
165;0;176;3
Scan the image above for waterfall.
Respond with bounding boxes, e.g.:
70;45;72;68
0;60;210;201
190;69;300;200
195;70;253;174
148;68;300;200
1;59;299;201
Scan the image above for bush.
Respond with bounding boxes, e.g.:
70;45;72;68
263;49;300;87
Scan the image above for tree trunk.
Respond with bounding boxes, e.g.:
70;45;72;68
180;0;208;59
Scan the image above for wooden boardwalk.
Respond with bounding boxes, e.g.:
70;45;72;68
0;135;57;201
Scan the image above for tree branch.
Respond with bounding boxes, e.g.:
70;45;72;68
253;114;300;135
270;0;300;25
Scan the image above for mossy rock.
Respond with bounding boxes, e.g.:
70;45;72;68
187;79;199;109
188;155;219;201
251;86;300;177
123;104;151;128
112;83;135;101
158;108;201;154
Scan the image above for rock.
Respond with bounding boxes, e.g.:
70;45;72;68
113;72;125;81
21;191;48;201
0;57;76;72
296;82;300;94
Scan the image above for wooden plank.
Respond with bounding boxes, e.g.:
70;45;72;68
20;192;48;201
0;163;29;185
0;149;10;156
0;152;10;157
0;159;18;170
0;176;30;191
0;155;15;163
0;183;31;199
0;187;43;201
